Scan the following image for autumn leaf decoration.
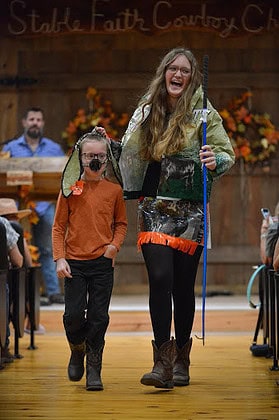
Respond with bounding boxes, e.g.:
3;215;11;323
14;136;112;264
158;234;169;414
220;91;279;170
62;86;129;151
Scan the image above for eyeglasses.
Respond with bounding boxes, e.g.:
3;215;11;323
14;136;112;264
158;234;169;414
81;153;108;163
166;65;191;77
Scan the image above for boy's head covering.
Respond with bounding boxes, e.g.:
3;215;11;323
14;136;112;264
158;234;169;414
61;128;123;198
0;198;31;219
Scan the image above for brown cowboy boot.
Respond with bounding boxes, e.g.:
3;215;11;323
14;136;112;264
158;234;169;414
68;341;86;381
173;338;192;386
140;338;176;389
86;341;105;391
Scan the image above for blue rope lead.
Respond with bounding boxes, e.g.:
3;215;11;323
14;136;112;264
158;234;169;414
201;126;208;345
201;55;209;345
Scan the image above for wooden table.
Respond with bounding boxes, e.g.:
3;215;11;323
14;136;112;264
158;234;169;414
0;157;68;201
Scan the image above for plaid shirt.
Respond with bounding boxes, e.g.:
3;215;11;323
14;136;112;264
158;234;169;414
0;216;19;250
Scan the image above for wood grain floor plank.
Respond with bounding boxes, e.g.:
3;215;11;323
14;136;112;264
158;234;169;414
0;334;278;419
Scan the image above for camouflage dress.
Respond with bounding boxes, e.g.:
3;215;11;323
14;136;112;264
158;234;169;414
119;86;235;254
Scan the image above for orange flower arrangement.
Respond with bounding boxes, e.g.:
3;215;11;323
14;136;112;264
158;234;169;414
220;92;279;169
62;86;129;150
24;231;41;266
18;185;39;225
18;185;40;265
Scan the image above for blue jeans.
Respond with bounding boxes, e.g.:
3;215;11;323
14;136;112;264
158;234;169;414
63;256;114;350
32;203;61;297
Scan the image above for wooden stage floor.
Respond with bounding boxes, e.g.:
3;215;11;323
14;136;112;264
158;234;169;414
1;295;278;419
38;294;261;334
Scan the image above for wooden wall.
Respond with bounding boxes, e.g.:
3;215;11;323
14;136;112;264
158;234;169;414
0;25;278;294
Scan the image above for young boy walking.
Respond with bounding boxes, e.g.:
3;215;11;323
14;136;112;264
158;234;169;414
52;129;127;391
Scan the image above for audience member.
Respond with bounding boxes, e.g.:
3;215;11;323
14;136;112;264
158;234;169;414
0;198;46;335
0;216;23;365
273;236;279;272
2;107;65;305
260;201;279;268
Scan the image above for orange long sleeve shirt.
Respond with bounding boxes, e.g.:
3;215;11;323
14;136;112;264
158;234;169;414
52;179;127;261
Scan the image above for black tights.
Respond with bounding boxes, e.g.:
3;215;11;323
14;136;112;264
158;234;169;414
141;243;203;349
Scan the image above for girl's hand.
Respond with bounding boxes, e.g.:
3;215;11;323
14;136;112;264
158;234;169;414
95;126;110;141
199;145;216;171
56;258;72;279
261;218;269;233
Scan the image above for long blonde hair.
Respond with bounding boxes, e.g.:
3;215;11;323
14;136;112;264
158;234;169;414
139;47;202;161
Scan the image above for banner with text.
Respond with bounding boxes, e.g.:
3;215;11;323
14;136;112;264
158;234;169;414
0;0;278;39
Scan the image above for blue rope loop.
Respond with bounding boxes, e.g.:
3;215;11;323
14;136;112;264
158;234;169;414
246;264;266;309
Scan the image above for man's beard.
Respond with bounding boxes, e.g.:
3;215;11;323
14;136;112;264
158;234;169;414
25;126;43;139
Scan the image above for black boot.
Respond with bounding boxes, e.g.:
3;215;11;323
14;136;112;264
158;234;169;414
140;338;176;389
68;341;86;382
86;342;105;391
173;338;192;386
1;346;15;363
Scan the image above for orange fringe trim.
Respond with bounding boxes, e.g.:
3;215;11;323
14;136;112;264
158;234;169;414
137;232;200;255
